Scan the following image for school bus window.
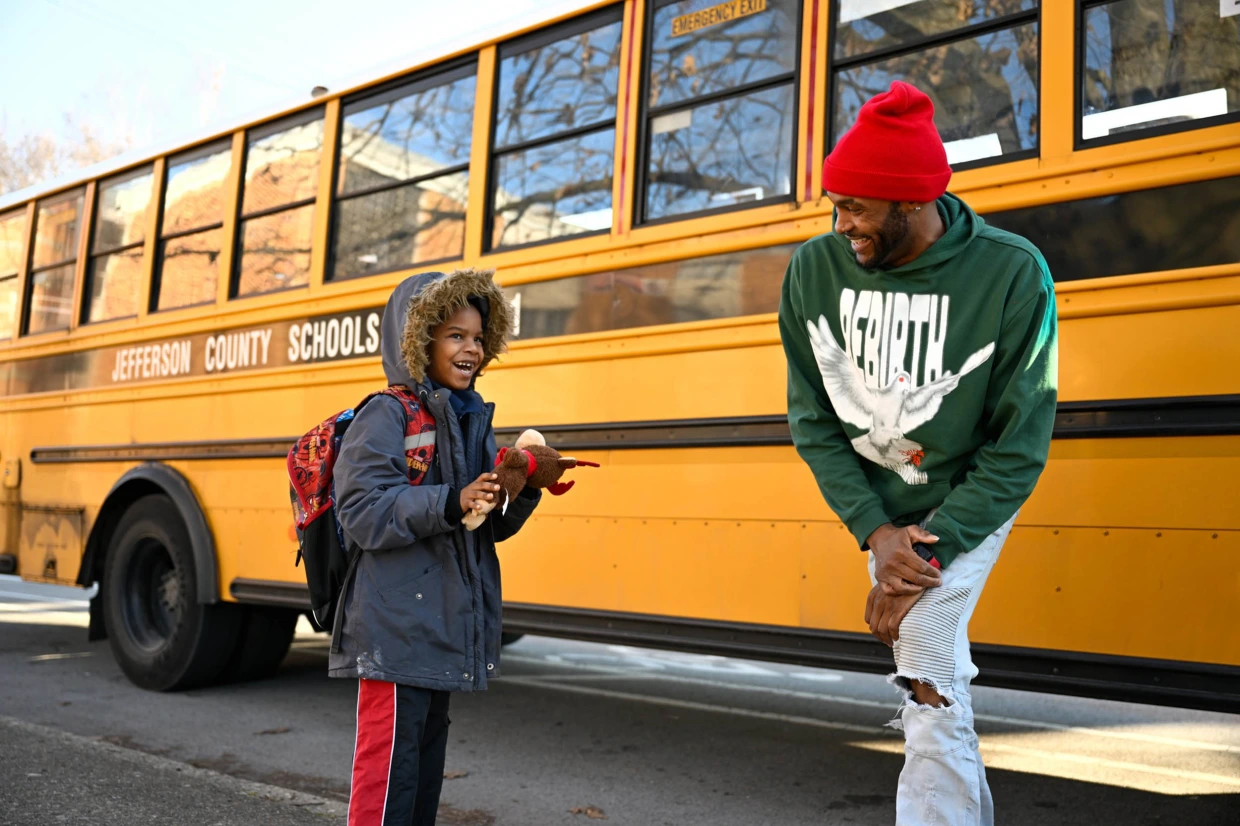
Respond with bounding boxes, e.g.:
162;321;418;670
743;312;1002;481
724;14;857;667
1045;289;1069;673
834;0;1036;58
234;111;323;297
985;173;1240;282
1080;0;1240;144
489;8;624;250
24;188;84;335
155;141;232;312
830;1;1038;168
84;166;153;324
508;242;798;339
331;64;476;281
0;209;25;341
642;0;800;222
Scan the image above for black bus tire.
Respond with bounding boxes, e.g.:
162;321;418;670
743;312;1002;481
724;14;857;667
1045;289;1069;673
219;606;298;683
102;495;241;691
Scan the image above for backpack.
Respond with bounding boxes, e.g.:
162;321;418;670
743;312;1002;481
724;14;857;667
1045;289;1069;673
287;385;437;632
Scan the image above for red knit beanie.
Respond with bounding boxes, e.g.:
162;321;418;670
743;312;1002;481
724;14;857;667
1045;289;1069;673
823;81;951;202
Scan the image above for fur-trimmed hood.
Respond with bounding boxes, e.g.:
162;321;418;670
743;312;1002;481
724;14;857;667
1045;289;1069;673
380;268;514;388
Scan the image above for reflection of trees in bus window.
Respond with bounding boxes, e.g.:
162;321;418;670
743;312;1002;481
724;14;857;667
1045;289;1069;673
832;21;1038;166
834;0;1037;59
332;67;476;280
335;174;468;278
491;130;616;248
86;167;153;323
648;0;799;108
490;10;624;249
642;0;799;221
494;19;623;147
241;115;324;215
236;204;314;296
646;86;795;221
25;190;83;335
1081;0;1240;142
161;142;232;235
337;70;475;195
157;229;221;311
0;210;25;279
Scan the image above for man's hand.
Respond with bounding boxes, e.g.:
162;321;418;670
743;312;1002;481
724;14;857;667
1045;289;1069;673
864;584;924;647
867;523;942;595
460;473;500;513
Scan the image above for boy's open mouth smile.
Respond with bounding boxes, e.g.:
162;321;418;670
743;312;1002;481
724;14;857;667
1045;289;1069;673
452;360;477;377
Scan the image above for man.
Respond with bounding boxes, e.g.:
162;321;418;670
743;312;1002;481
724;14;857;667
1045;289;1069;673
778;81;1057;825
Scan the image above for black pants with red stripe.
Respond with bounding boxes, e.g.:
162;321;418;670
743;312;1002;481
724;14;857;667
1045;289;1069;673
349;679;451;826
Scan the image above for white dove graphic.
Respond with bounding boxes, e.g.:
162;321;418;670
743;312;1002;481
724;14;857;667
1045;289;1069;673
806;315;995;485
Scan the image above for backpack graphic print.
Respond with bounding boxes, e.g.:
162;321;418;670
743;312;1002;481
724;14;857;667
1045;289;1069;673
287;386;436;631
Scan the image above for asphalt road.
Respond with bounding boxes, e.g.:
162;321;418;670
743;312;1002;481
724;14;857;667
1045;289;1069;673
1;575;1237;825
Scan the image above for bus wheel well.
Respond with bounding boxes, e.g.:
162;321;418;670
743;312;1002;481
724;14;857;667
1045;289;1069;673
78;463;219;641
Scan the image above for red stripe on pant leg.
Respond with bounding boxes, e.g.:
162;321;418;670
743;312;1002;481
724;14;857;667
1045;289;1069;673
348;679;397;826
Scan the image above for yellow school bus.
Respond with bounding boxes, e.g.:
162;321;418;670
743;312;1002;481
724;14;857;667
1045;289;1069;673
1;0;1237;708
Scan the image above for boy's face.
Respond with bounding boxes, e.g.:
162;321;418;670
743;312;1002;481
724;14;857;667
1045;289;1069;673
427;304;484;390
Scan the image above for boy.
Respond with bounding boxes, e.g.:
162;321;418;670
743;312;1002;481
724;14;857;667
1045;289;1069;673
330;268;539;826
779;82;1057;825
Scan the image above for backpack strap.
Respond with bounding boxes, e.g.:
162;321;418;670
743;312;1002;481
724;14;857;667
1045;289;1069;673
374;385;438;486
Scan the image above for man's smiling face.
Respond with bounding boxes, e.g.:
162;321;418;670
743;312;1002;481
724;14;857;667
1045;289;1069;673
827;192;913;270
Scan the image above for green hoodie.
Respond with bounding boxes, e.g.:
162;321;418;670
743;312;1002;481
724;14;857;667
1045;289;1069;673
778;194;1057;569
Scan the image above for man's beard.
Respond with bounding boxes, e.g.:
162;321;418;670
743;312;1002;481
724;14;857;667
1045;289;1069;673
859;204;911;270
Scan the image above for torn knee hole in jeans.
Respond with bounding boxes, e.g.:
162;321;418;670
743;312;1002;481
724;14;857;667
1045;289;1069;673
885;673;960;730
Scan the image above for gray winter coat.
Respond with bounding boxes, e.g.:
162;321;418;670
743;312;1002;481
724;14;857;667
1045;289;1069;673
328;270;538;691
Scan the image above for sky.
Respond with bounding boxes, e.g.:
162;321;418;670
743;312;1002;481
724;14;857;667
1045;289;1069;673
0;0;597;196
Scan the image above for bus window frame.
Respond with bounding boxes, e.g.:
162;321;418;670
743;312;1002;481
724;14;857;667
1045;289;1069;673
483;4;626;255
21;187;86;338
151;139;234;315
230;106;326;300
326;56;478;283
1073;0;1240;151
634;0;803;229
826;1;1042;174
0;206;29;342
81;164;155;326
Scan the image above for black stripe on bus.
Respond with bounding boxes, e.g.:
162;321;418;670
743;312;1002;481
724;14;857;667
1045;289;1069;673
227;578;1239;713
27;394;1240;464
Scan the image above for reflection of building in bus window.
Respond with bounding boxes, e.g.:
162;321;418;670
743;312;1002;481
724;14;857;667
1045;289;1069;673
332;67;476;279
157;142;232;311
1081;0;1240;141
0;210;25;340
87;167;154;323
236;114;323;297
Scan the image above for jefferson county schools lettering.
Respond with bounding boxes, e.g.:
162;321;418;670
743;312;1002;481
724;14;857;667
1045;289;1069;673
111;340;193;382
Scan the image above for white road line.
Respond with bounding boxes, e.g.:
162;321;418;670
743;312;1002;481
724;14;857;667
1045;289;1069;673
28;652;93;662
503;654;1240;756
0;590;89;604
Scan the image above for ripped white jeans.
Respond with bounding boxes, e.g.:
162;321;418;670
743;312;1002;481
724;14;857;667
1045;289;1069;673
867;514;1016;826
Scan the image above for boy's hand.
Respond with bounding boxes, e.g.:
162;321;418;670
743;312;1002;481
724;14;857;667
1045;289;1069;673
867;523;942;596
460;473;500;513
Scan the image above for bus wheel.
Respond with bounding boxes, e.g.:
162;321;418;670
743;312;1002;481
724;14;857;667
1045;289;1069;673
219;606;298;683
103;495;241;691
500;632;525;646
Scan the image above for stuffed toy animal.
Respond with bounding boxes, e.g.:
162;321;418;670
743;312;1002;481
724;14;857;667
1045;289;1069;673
462;429;598;531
